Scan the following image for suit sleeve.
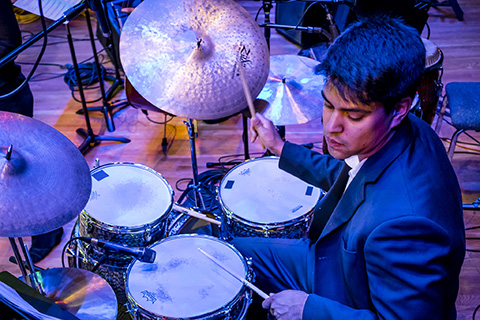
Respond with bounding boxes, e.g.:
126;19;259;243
279;141;344;191
302;216;464;320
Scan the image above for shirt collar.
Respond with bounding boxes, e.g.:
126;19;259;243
344;155;368;190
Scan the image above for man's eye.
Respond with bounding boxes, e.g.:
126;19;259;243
347;113;364;121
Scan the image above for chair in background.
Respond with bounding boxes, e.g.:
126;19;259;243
435;82;480;160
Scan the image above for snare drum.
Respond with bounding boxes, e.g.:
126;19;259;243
218;157;323;239
126;234;252;320
78;162;173;267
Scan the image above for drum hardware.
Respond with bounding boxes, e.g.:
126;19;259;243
66;9;130;155
143;226;153;242
75;0;129;133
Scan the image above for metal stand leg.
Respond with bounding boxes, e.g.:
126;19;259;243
181;119;206;209
75;9;128;132
66;21;130;155
8;237;44;294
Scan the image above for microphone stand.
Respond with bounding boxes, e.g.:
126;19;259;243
76;0;128;132
66;8;130;155
178;119;206;210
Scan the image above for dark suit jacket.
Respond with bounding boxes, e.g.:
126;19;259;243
279;114;465;319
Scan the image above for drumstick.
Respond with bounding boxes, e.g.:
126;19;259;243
173;203;221;226
198;248;269;300
237;59;256;118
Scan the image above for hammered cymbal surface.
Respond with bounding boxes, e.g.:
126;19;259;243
120;0;270;120
0;111;91;237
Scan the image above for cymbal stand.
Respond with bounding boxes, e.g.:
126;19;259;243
65;9;130;155
262;0;273;50
8;237;44;295
76;2;127;132
180;119;206;209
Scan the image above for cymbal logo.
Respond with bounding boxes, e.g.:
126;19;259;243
232;44;252;79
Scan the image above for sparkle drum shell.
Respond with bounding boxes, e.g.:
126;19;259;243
78;163;174;267
126;234;252;319
218;157;323;239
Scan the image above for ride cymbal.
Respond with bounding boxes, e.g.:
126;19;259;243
120;0;269;120
0;112;91;237
257;55;325;126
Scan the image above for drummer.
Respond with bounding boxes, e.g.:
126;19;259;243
233;16;465;319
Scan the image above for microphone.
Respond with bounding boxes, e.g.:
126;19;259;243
87;0;112;37
80;237;156;263
325;11;340;41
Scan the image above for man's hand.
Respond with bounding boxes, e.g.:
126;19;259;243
250;113;285;156
262;290;308;320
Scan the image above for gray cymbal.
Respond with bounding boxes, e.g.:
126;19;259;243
0;111;91;237
21;268;117;320
120;0;269;120
257;55;326;126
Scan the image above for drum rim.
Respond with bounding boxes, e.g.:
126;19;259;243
218;156;321;224
85;162;174;228
125;234;250;319
222;206;314;228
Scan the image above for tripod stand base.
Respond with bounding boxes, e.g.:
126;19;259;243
76;128;130;155
76;101;130;132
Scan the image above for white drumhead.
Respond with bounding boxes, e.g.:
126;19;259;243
127;235;246;318
219;157;321;223
84;163;173;226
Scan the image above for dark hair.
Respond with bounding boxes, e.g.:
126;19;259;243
316;15;426;112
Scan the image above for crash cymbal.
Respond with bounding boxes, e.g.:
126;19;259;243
120;0;269;120
0;111;91;237
21;268;117;320
257;55;326;126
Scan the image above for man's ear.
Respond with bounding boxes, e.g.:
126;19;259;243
391;97;412;128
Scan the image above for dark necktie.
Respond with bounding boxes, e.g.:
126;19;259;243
308;163;351;241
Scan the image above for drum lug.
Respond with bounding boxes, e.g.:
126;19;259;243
143;226;153;242
264;226;270;238
125;302;138;319
93;158;100;169
245;257;254;282
84;215;94;235
218;307;233;319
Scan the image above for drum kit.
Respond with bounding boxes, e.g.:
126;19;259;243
1;0;446;318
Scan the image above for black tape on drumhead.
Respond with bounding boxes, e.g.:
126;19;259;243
92;170;109;181
305;186;314;196
225;180;235;189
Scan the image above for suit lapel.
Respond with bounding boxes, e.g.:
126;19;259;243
317;116;414;240
308;163;350;241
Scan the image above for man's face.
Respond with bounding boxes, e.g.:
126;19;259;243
322;83;398;160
